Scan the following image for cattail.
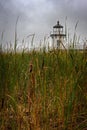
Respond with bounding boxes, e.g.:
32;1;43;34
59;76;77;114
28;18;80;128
28;61;35;99
29;62;33;73
42;57;44;70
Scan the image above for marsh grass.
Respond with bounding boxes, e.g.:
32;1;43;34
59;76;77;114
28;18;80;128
0;42;87;130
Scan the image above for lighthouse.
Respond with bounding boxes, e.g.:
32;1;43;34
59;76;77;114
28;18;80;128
50;21;66;49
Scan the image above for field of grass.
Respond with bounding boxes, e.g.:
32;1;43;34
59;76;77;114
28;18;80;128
0;47;87;130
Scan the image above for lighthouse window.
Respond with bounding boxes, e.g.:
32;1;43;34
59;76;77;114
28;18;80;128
57;40;60;48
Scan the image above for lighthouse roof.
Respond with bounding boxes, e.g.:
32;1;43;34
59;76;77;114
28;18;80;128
53;21;63;28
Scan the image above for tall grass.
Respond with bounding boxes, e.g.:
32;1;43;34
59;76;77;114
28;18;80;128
0;28;87;130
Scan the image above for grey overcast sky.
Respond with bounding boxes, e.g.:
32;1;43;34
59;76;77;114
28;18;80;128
0;0;87;45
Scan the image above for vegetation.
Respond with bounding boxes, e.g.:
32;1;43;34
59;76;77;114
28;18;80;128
0;44;87;130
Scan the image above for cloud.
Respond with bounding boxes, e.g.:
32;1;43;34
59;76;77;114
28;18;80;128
0;0;87;44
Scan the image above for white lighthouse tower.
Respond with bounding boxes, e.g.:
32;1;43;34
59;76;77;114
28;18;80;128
50;21;66;49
